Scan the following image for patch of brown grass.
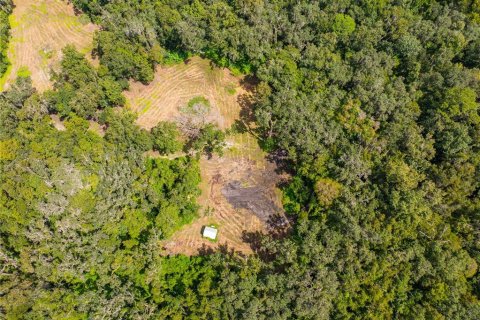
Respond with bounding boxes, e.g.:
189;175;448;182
125;57;247;131
3;0;98;91
162;156;283;256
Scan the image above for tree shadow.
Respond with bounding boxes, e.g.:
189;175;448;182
240;75;259;92
197;244;216;256
267;213;290;234
266;149;294;176
70;2;83;16
197;242;247;259
229;74;259;136
241;230;264;252
240;211;292;261
233;92;259;138
235;76;293;178
241;230;281;263
70;2;94;23
194;228;291;263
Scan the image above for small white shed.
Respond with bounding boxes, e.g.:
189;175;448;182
202;226;218;240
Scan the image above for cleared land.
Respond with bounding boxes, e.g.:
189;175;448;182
0;0;97;91
126;58;288;255
163;156;286;255
125;57;245;130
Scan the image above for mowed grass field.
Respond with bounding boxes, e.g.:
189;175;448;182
126;56;266;163
125;57;286;255
0;0;97;91
125;57;243;130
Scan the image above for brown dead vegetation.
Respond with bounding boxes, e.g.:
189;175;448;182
162;156;287;256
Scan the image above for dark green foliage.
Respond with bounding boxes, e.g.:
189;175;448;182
0;76;36;140
102;108;152;152
48;46;125;119
190;123;225;157
176;96;226;157
146;156;201;238
0;77;202;318
94;31;154;83
0;0;13;77
151;255;223;318
151;121;182;155
2;0;480;318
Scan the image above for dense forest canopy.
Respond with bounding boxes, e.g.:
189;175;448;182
0;0;13;78
1;0;480;318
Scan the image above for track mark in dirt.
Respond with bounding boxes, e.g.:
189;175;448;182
162;156;288;256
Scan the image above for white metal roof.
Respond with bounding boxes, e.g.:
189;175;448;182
203;226;218;240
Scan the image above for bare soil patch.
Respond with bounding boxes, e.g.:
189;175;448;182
222;181;283;225
162;156;287;256
1;0;98;91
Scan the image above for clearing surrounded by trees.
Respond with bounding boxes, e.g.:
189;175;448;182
126;57;288;255
163;156;287;255
0;0;97;91
125;57;246;131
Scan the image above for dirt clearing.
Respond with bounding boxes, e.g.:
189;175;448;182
162;156;287;256
1;0;97;91
127;57;288;255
